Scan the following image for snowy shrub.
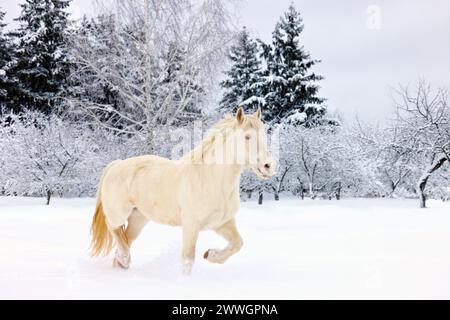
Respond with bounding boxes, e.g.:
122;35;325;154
1;112;87;203
279;124;341;197
0;111;146;204
344;120;410;197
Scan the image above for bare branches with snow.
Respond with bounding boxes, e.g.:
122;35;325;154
392;80;450;207
66;0;237;152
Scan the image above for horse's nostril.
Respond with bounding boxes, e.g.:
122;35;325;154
264;163;271;169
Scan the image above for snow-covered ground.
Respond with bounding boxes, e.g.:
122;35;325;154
1;196;450;299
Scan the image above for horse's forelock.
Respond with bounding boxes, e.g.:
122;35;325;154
217;113;262;131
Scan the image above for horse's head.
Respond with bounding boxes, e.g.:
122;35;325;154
232;107;276;180
185;107;276;179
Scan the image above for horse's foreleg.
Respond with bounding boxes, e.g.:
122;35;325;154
181;220;200;275
204;219;243;264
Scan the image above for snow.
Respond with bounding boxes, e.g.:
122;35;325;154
265;74;286;85
1;196;450;299
241;95;265;106
286;110;307;123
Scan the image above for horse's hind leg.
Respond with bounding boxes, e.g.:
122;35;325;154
125;209;148;247
103;202;133;269
112;209;148;269
112;227;130;269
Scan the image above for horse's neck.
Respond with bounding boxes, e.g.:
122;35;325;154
205;164;242;188
188;164;240;199
204;145;242;188
181;130;243;189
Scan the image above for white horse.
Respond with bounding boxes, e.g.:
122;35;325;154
90;107;276;274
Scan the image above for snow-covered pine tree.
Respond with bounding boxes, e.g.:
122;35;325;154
259;4;325;125
10;0;71;114
220;27;264;114
0;8;15;113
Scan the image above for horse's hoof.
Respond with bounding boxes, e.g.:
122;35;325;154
203;249;225;264
113;251;130;269
182;259;193;276
113;257;130;269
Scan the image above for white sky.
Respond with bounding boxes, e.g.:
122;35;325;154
2;0;450;122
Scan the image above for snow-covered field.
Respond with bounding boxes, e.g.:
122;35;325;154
1;196;450;299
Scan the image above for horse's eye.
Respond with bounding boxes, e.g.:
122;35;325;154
245;134;251;140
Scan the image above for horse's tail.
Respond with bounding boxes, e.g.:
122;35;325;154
90;169;113;257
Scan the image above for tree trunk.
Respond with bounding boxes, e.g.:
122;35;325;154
417;156;447;208
247;191;252;199
258;189;263;205
274;166;290;202
418;184;427;208
145;128;155;154
336;182;341;200
299;182;304;200
46;190;52;206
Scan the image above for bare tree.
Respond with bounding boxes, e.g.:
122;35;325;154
393;80;450;207
282;124;344;198
0;110;147;204
67;0;237;153
1;112;83;204
349;118;413;197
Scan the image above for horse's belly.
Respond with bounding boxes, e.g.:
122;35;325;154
131;162;183;226
137;202;182;226
151;209;182;226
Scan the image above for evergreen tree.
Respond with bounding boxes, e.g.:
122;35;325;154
260;4;325;125
10;0;71;114
220;27;263;114
0;8;14;112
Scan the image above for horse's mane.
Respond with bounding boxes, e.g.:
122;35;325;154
181;114;261;164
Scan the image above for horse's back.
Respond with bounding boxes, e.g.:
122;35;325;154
101;155;184;227
118;154;171;166
102;155;174;192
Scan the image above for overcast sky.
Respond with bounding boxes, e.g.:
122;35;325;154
2;0;450;122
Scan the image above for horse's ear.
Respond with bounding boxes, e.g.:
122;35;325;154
236;107;244;125
254;107;261;120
